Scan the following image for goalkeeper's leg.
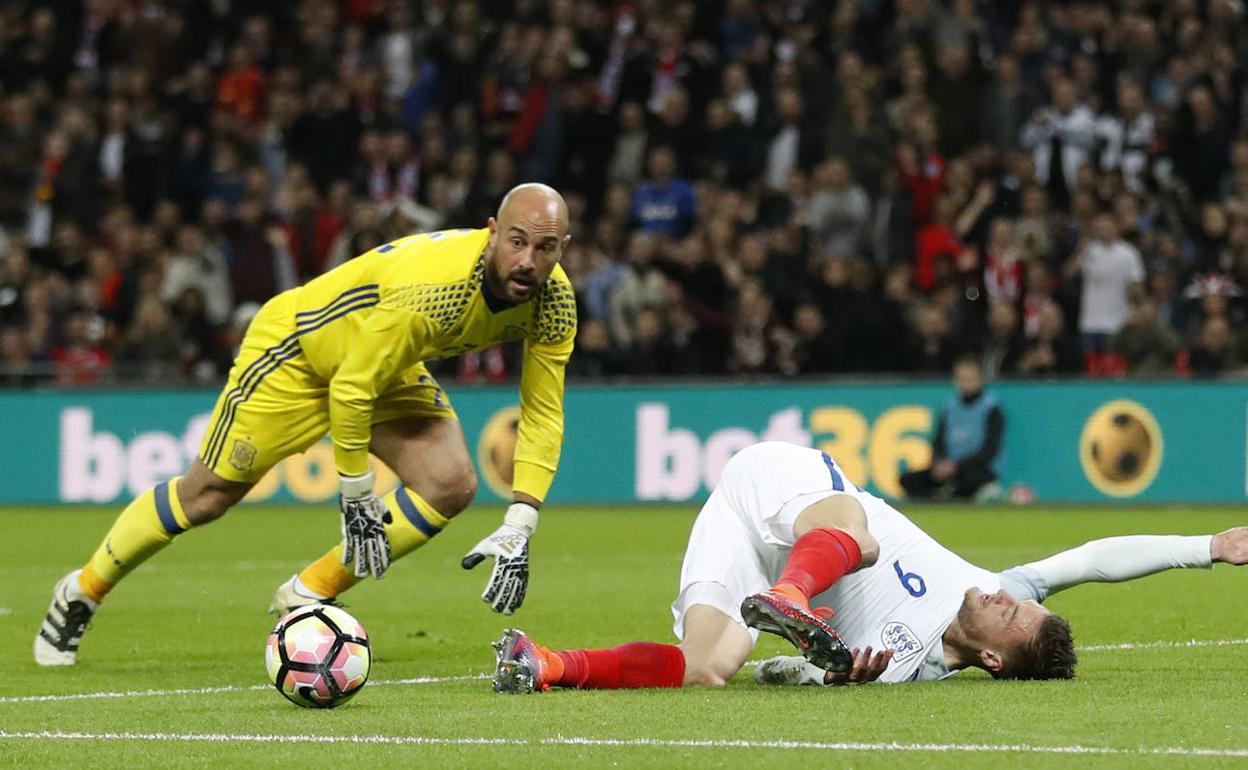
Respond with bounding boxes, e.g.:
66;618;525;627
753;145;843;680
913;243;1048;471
35;461;251;665
275;485;453;612
282;416;475;610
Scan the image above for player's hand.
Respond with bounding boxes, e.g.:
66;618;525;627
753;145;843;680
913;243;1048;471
338;470;391;579
461;502;539;615
824;646;893;685
1212;526;1248;565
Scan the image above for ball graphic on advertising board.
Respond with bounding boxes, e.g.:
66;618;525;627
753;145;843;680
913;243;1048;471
1079;400;1163;497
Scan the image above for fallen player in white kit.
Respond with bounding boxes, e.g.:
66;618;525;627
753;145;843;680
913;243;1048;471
491;441;1248;692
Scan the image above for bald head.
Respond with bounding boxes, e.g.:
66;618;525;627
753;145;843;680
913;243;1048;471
486;182;572;303
496;183;569;233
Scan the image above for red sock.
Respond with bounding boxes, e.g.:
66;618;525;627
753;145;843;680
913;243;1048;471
554;642;686;689
774;528;862;602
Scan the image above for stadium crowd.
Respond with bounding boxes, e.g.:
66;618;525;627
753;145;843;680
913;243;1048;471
0;0;1246;387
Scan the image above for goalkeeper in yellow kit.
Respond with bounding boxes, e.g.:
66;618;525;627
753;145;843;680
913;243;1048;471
35;183;576;665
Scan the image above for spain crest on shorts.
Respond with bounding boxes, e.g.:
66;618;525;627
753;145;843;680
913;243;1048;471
229;439;258;472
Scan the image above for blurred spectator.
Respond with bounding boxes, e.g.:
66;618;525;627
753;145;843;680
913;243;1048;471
227;197;296;304
216;44;266;124
806;157;870;261
1015;184;1054;262
929;43;985;157
1111;297;1180;376
1171;85;1232;203
1068;212;1145;355
762;88;818;193
567;318;624;378
1021;76;1096;208
630;146;696;240
0;324;36;386
608;233;666;348
982;218;1023;304
161;225;232;325
625;307;668;376
825;86;890;197
980;301;1023;379
729;279;781;374
915;196;965;292
607;102;648;185
1098;77;1154;194
980;54;1037;151
115;295;181;381
1017;300;1083;377
900;355;1005;501
1188;316;1240;376
905;302;954;374
51;309;110;386
790;302;841;374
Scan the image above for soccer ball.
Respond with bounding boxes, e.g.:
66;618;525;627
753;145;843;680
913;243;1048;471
265;605;371;708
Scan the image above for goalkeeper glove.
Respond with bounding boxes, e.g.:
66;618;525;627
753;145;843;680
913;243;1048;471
339;470;392;579
461;502;538;615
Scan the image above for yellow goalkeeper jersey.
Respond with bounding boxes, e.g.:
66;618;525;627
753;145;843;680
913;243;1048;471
291;227;576;501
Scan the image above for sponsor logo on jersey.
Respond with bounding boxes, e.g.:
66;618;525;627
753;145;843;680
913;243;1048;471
881;621;924;663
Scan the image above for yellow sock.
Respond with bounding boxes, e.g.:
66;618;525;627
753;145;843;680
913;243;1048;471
79;477;193;603
297;487;450;599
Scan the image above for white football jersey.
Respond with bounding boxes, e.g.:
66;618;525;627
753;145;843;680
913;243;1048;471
810;493;1000;683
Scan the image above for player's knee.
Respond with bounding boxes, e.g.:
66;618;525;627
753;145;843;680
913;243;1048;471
426;460;477;517
855;530;880;568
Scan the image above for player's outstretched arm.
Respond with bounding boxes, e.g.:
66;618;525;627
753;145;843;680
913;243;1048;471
1013;533;1216;600
1211;527;1248;565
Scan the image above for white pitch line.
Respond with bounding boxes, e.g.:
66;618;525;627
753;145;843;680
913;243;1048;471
0;730;1246;758
1080;638;1248;652
0;673;486;705
4;637;1244;706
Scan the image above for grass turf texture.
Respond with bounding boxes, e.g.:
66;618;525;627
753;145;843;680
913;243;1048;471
1;504;1245;768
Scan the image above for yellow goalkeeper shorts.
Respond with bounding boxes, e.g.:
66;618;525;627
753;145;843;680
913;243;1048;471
198;293;456;483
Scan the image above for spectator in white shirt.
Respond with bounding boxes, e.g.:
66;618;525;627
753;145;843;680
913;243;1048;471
1097;77;1155;194
763;88;808;192
1021;77;1097;207
721;61;758;127
1065;212;1146;352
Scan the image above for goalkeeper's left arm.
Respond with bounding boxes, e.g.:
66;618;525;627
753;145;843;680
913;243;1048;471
461;327;574;614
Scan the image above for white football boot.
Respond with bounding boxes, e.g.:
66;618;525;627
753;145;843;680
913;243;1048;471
268;574;336;615
752;655;830;686
34;569;99;666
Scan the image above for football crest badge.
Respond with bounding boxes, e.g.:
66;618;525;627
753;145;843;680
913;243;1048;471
229;439;258;472
881;621;924;663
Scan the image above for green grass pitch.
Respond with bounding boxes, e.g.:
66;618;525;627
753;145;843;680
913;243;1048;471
1;503;1246;767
